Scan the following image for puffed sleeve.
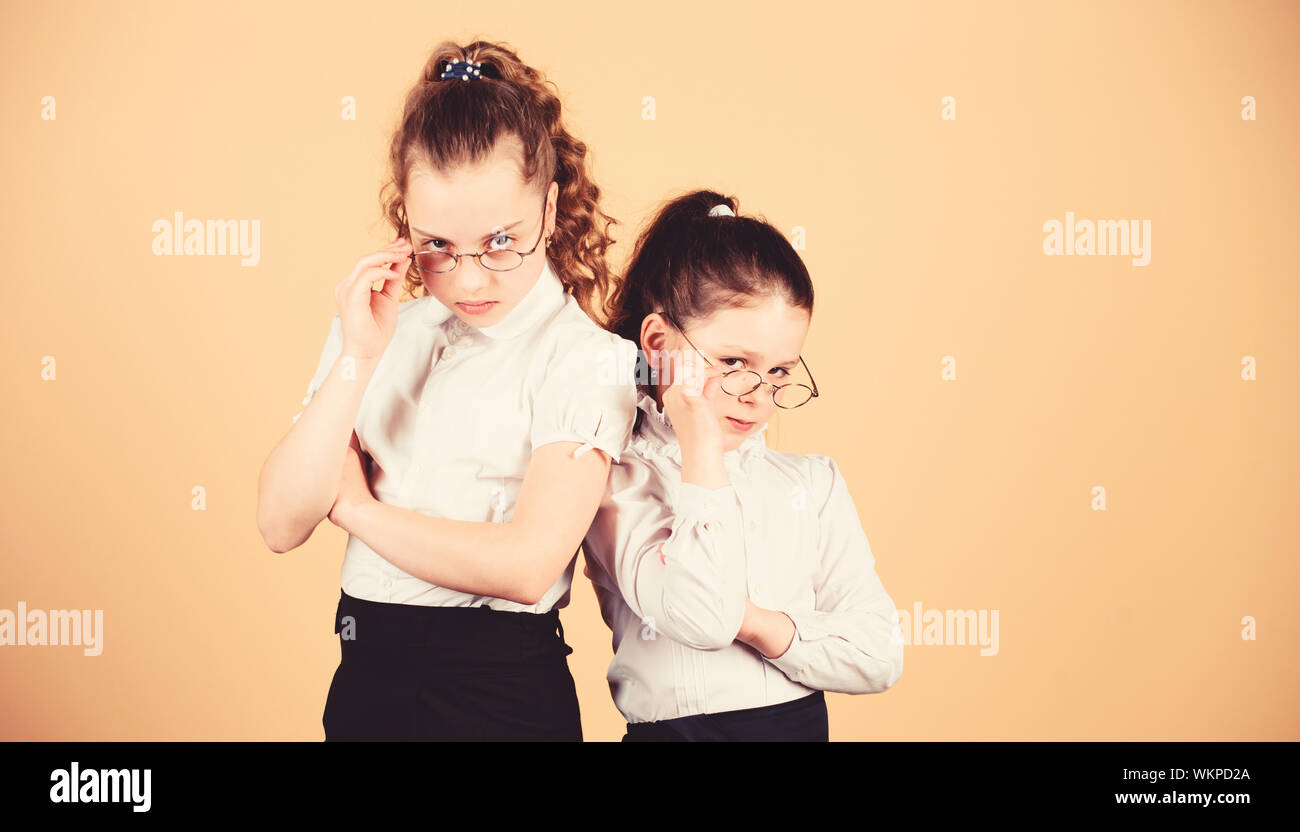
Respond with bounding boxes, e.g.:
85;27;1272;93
583;453;749;651
291;314;343;424
530;328;639;463
763;454;905;694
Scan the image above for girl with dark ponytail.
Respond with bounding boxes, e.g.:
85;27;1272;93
585;189;904;741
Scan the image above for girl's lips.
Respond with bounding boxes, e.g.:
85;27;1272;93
456;301;496;315
726;417;755;430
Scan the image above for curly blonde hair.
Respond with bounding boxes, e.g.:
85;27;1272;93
378;40;618;323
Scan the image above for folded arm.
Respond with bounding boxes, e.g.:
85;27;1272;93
331;439;614;605
257;314;379;553
584;459;749;651
750;455;904;694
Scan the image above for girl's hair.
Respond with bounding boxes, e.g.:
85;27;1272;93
606;189;815;387
380;40;617;322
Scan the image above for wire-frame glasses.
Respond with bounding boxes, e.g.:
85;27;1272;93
408;193;549;274
660;311;819;409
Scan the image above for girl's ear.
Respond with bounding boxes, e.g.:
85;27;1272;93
544;180;560;240
639;312;672;362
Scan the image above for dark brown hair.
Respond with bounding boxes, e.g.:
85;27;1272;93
379;40;617;322
605;189;814;386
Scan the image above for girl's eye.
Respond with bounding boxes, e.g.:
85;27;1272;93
721;357;746;369
422;239;449;251
488;234;515;251
770;367;791;378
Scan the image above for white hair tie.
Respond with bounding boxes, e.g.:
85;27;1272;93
708;204;735;217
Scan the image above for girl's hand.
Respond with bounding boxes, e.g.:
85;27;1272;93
661;348;727;458
735;598;796;659
328;434;376;531
335;238;411;360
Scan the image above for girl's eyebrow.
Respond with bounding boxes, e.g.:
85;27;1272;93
410;217;526;240
718;345;800;367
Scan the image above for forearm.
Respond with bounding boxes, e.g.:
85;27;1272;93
334;496;536;604
628;479;750;650
757;605;904;694
650;403;744;639
771;455;904;693
257;353;379;552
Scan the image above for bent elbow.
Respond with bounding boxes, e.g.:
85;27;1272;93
856;652;904;695
887;641;904;688
877;658;903;693
256;461;324;554
257;504;307;555
257;512;290;554
510;582;547;607
256;486;291;554
259;523;298;555
511;564;559;607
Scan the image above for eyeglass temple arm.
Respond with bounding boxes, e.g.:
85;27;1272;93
800;355;819;395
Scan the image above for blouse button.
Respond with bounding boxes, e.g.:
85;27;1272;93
701;521;714;534
442;346;457;361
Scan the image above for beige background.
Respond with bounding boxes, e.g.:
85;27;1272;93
1;0;1296;740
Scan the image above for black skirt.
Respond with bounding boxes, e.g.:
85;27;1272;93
622;690;829;742
322;590;582;741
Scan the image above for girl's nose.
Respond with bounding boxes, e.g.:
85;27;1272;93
453;258;493;290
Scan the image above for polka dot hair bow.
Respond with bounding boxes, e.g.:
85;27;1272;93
440;59;484;81
709;204;735;217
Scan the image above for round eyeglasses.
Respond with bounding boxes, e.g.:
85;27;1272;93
660;311;819;409
408;193;549;274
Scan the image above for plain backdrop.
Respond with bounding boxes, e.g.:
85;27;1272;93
0;0;1296;740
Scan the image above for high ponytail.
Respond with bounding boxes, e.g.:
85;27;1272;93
605;188;814;387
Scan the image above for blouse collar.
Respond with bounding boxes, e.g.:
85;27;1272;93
629;390;768;467
422;256;567;340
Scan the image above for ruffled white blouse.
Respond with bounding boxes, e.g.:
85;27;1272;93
296;257;639;612
582;391;904;724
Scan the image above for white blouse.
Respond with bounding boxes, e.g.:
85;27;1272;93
582;392;904;724
295;257;639;612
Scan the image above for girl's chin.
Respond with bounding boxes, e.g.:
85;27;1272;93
719;436;748;453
